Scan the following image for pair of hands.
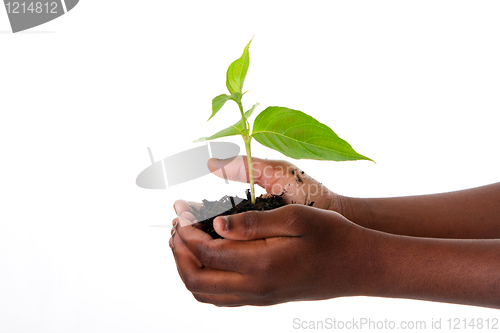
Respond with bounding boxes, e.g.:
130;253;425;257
170;156;370;306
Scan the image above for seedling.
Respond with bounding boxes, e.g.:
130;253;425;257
196;38;373;204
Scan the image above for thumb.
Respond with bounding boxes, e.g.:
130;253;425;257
207;155;292;193
207;155;250;183
213;206;305;240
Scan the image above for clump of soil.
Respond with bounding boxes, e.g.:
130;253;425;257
191;190;286;239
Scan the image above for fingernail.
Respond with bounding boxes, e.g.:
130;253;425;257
220;216;230;232
178;217;191;227
209;158;221;172
171;220;178;235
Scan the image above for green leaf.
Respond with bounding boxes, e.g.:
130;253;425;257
194;124;241;143
195;103;259;142
244;102;259;120
226;38;253;94
229;92;242;104
251;107;373;162
209;94;231;121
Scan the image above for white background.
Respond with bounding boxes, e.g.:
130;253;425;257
1;1;500;332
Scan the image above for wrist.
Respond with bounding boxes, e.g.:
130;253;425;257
343;224;387;297
326;191;348;215
332;195;372;226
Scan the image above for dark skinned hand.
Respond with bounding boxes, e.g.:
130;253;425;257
169;156;500;308
170;204;369;306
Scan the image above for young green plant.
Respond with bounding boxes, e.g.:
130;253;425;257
195;38;373;204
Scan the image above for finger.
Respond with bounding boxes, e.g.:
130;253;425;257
179;211;197;223
207;155;249;182
176;221;258;272
174;200;202;213
213;205;305;240
172;232;249;295
171;219;177;236
174;200;202;222
171;224;202;273
207;156;296;193
170;216;196;252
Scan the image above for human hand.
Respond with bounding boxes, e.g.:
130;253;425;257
207;155;344;211
170;204;372;306
170;155;349;244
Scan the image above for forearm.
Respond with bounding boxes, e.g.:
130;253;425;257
357;228;500;309
339;182;500;239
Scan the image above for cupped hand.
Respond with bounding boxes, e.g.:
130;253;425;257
170;204;374;306
169;156;347;247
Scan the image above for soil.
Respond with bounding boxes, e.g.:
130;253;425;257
191;190;287;239
191;189;315;239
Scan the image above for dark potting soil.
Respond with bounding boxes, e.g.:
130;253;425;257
191;190;287;239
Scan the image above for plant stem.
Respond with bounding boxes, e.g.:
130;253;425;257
235;96;247;130
236;99;256;204
244;137;256;204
